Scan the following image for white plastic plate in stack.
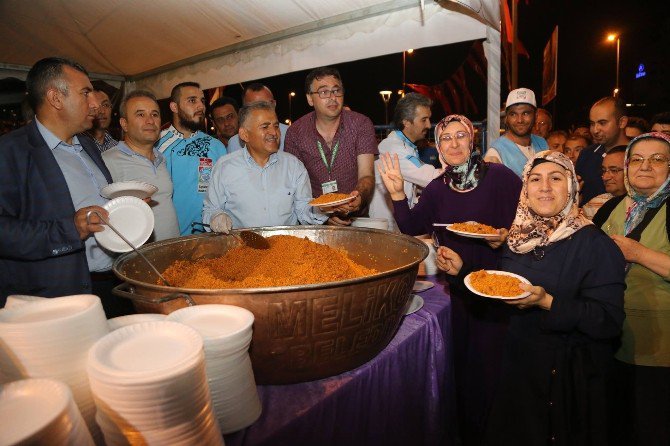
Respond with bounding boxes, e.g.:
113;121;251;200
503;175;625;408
87;321;223;446
3;295;47;309
107;313;166;331
0;378;94;446
167;304;261;434
100;181;158;200
0;294;109;441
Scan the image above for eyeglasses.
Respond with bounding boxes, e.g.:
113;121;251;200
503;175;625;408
309;88;344;99
438;131;469;143
628;154;670;168
600;167;624;175
213;113;237;124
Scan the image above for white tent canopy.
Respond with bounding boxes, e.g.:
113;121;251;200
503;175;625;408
0;0;500;133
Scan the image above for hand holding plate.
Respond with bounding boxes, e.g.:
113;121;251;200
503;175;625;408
75;206;108;239
505;283;553;310
486;228;509;249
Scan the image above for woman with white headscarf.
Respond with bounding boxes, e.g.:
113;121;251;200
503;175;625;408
439;150;625;445
379;114;521;445
594;132;670;446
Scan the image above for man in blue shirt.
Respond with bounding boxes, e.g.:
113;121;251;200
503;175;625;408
484;88;548;177
203;101;327;232
226;83;289;153
157;82;227;235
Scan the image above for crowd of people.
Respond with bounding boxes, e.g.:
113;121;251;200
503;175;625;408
1;56;670;445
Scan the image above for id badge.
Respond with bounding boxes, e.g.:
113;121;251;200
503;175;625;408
198;158;213;193
321;180;338;194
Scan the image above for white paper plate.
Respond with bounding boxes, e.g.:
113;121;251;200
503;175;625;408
94;196;154;253
309;194;356;208
434;222;499;239
404;294;424;315
100;181;158;200
87;321;203;382
167;305;254;340
464;270;531;300
108;313;167;331
0;379;70;445
413;280;434;293
350;217;389;230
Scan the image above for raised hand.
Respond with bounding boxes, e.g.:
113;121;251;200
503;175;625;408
377;153;406;200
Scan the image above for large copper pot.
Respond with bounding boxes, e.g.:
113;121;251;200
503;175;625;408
112;226;428;384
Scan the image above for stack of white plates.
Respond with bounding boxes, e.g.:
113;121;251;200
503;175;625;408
3;294;47;309
167;305;261;434
107;313;166;331
0;378;94;445
87;321;223;446
0;294;109;441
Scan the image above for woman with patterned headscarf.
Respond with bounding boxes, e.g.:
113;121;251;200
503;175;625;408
594;132;670;445
378;114;521;445
438;150;625;445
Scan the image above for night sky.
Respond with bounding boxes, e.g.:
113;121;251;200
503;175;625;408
237;0;670;132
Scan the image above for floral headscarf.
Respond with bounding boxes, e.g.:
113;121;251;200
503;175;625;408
508;150;592;254
623;132;670;236
435;114;487;192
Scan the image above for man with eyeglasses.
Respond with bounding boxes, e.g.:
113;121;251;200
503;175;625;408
285;66;378;226
210;96;239;148
157;81;227;235
484;88;548;177
575;96;630;205
582;146;627;219
369;92;443;231
79;89;118;153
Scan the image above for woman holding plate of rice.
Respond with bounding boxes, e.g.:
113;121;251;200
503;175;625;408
438;150;626;445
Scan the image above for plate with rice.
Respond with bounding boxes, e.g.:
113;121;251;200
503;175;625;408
464;270;531;300
309;193;356;209
434;221;500;239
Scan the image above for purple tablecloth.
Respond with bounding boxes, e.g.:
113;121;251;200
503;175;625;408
224;275;454;446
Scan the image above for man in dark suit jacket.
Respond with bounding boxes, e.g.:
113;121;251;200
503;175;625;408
0;57;127;315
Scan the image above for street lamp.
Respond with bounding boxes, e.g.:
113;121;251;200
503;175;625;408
379;90;392;125
606;33;620;97
402;49;413;96
288;91;296;124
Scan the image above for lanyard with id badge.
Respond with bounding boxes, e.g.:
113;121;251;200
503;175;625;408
317;140;339;194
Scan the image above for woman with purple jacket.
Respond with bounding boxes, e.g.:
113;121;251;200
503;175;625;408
378;115;521;445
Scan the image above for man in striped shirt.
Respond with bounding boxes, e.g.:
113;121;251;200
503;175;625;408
79;90;118;153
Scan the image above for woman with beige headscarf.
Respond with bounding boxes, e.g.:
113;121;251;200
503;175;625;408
439;150;625;445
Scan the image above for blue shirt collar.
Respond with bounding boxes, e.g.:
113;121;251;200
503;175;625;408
395;130;417;149
243;147;279;169
36;117;82;151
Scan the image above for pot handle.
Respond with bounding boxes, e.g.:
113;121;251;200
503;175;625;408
113;282;196;307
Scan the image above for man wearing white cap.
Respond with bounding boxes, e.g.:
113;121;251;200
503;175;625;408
484;88;548;177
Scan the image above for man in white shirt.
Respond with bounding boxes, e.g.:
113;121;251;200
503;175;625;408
203;101;327;232
369;93;443;231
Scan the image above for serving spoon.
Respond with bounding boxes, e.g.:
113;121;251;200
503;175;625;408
191;222;270;250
